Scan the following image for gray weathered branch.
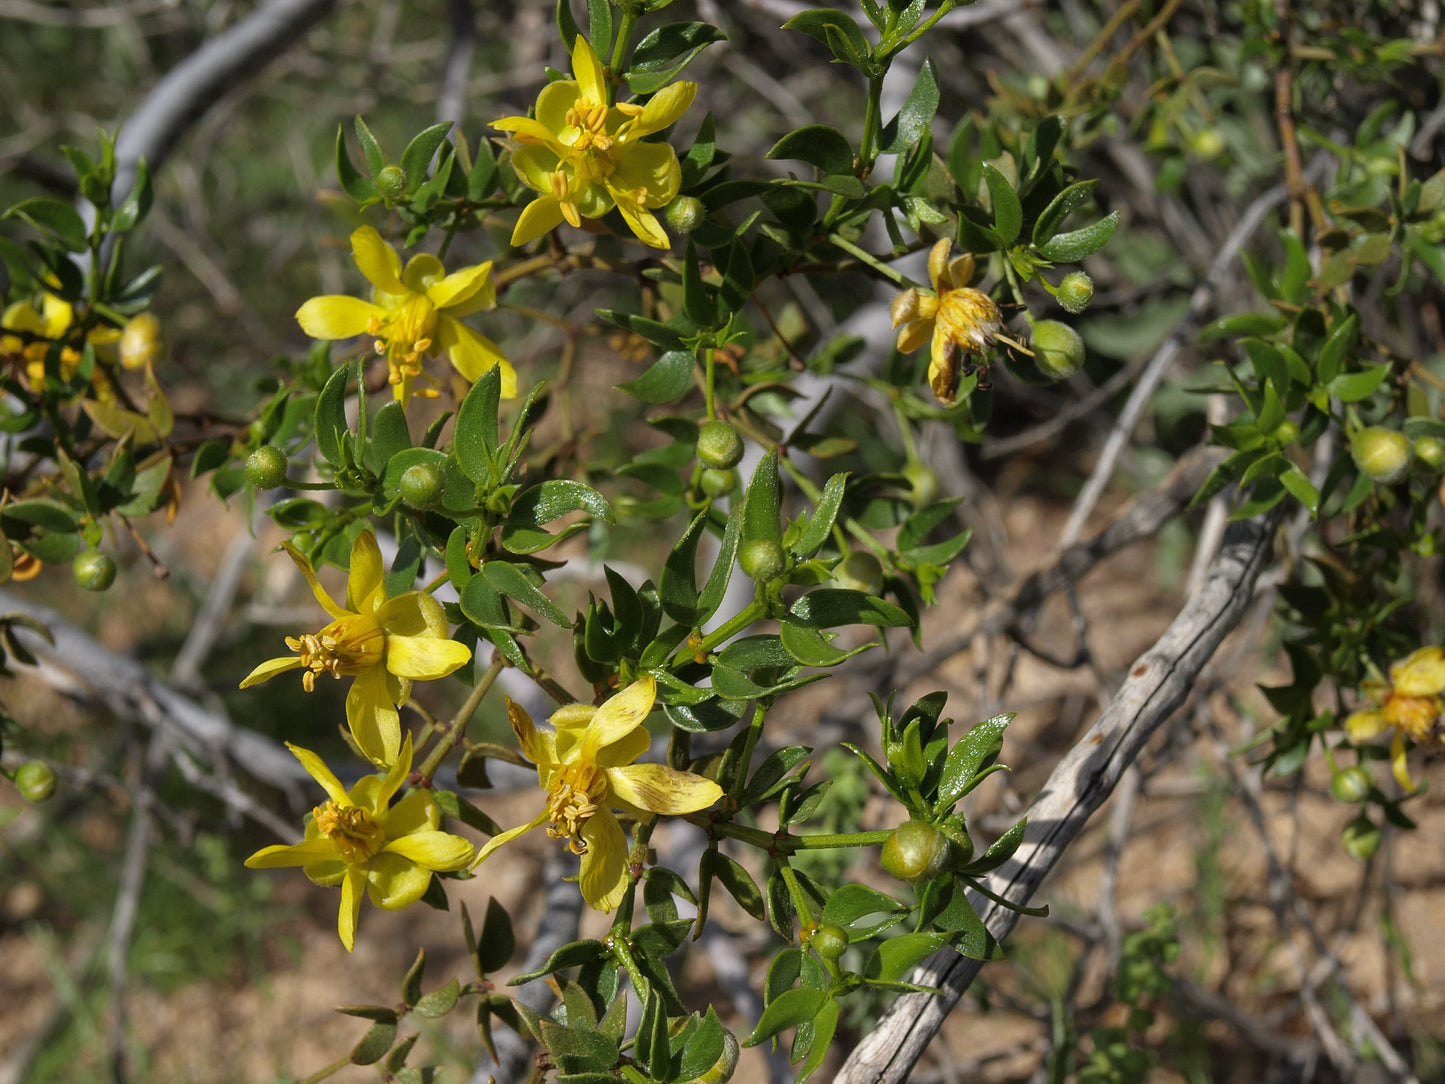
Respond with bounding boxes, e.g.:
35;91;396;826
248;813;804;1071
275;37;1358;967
832;509;1281;1084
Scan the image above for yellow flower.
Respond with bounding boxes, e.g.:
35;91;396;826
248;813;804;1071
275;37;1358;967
492;36;696;250
245;735;475;951
295;226;514;407
1345;646;1445;790
240;530;473;767
472;675;722;911
2;291;120;391
891;239;1004;406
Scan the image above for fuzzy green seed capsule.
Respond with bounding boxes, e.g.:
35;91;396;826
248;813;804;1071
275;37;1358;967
665;195;706;234
834;551;884;596
244;445;289;490
15;760;55;802
699;467;737;499
1351;426;1411;484
376;164;408;201
1056;271;1094;314
1414;435;1445;472
399;462;445;509
73;551;116;592
1330;766;1372;803
880;820;950;883
1030;320;1086;380
1341;815;1381;861
697;420;744;469
739;538;785;583
809;923;850;961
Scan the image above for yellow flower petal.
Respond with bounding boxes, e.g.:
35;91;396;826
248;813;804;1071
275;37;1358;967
366;852;434;909
611;142;681;205
614;198;670;250
281;541;348;619
402;252;446;294
472;809;549;869
578;808;628;911
381;788;441;837
582;675;657;755
383;830;476;871
929;328;961;406
244;838;338;868
351;226;405;296
385;631;472;681
926;238;952;293
347;531;387;614
1345;707;1391;743
627;81;697;139
377;734;414;807
593;724;649;769
1391;730;1415;792
571;35;607;107
428;261;495;312
605;763;723;816
286;742;351;804
1392;646;1445;697
347;666;402;768
238;655;304;689
339;866;365;951
895;318;933;355
436;317;517;395
296;295;382;340
511;195;568;247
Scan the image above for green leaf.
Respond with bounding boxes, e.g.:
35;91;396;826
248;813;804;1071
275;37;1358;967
1327;364;1389;403
509;939;608;984
626;22;726;94
1030;179;1096;247
822;883;906;930
112;158;152;232
314;363;352;467
1020;115;1065;188
982;164;1022;247
400;123;454;191
865;931;948;983
5;198;87;251
791;472;849;559
696;502;742;624
482;561;570;627
779;622;872;667
369;400;412;471
336;126;377;201
741;745;812;805
782;9;872;70
794;998;839;1082
455;366;501;480
1316;312;1358;385
354;115;387;176
1035;210;1120;261
616;349;695;403
413;978;461;1018
743;448;783;546
509;480;613;525
968;817;1027;875
745;987;826;1047
879;58;940;155
1280;463;1319;517
556;0;583;48
478;897;515;974
936;712;1012;808
351;1019;398;1065
767;125;855;177
706;849;766;921
787;589;912;628
661;510;708;624
683;240;716;329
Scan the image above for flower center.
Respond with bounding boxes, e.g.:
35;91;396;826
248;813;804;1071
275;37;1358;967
313;800;386;863
1386;693;1444;741
566;100;614;153
285;613;385;692
546;762;607;854
935;288;1002;356
367;293;438;394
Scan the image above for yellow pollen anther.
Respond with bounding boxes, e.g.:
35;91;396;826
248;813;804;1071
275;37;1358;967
313;800;386;863
287;615;385;691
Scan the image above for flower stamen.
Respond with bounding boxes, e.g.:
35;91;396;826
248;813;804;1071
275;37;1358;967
313;800;386;863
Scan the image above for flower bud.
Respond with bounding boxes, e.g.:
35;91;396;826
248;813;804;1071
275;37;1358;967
1350;426;1411;485
808;923;850;961
699;467;737;499
1029;320;1086;380
902;460;939;509
880;820;951;883
834;551;884;596
665;195;706;234
376;164;409;201
73;551;116;592
245;445;290;490
739;538;785;583
1341;815;1381;861
15;760;56;802
1273;420;1300;446
1056;271;1094;314
1329;765;1372;803
1414;435;1445;472
697;420;744;469
119;312;163;370
399;462;444;509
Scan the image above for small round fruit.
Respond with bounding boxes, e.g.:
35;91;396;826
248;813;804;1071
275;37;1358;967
244;445;289;490
665;195;706;235
1350;426;1411;484
902;460;939;509
376;164;409;201
119;312;163;370
1056;271;1095;315
399;462;444;509
1189;127;1226;160
834;551;885;596
1341;815;1381;861
739;538;785;583
880;820;950;883
697;420;744;469
1330;765;1372;803
1029;320;1086;380
809;923;849;961
1274;420;1300;446
73;551;116;592
15;760;55;802
1414;435;1445;472
699;467;737;499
